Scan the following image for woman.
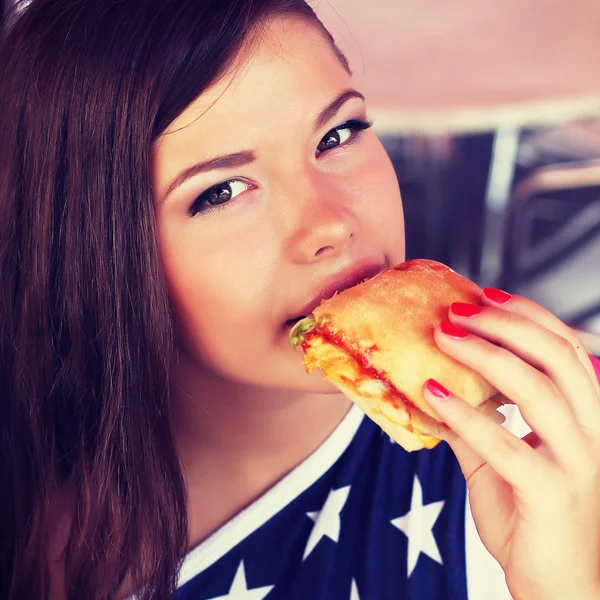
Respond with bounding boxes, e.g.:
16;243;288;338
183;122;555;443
1;0;599;598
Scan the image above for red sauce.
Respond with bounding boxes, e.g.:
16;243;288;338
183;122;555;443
303;326;415;414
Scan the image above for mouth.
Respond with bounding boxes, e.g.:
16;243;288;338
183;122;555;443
285;315;307;329
284;262;385;330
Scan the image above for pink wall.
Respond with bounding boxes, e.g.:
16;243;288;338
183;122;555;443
316;0;600;111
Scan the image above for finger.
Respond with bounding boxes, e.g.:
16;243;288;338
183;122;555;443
520;431;558;462
439;406;506;455
434;321;589;468
522;430;541;449
482;288;600;397
448;302;600;439
444;432;487;486
446;435;516;561
423;379;552;492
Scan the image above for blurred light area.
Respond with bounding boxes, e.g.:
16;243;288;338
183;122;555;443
485;129;521;213
317;0;600;345
479;128;520;286
317;0;600;134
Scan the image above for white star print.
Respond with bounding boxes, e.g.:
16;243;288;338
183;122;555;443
390;475;444;577
303;485;351;560
206;560;274;600
350;578;361;600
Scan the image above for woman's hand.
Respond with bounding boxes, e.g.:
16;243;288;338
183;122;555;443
422;288;600;600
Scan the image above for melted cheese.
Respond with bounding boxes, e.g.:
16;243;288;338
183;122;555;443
302;334;504;451
303;336;410;426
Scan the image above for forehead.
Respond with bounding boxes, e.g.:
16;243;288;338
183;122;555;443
155;16;353;145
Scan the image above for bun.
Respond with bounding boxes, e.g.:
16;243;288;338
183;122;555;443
291;259;502;451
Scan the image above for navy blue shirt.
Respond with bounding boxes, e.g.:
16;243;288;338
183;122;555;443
176;406;474;600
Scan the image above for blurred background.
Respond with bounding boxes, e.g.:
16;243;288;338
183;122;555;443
316;0;600;355
2;0;600;354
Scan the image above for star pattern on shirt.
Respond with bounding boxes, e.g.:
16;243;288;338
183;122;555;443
206;560;274;600
350;578;361;600
177;417;477;600
390;475;445;577
303;485;351;560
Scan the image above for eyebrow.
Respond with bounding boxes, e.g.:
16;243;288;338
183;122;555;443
161;151;257;203
161;88;366;203
312;89;365;134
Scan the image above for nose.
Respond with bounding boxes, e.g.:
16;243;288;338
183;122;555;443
283;174;357;264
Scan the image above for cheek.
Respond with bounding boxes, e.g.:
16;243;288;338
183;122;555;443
344;140;405;247
158;222;281;374
159;211;277;316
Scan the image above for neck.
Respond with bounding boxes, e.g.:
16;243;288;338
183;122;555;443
170;350;352;548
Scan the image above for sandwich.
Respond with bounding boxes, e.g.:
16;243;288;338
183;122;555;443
289;259;504;451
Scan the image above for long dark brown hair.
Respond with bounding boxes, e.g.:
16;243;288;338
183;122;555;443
0;0;344;597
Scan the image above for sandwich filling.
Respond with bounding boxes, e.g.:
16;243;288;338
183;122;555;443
290;317;448;447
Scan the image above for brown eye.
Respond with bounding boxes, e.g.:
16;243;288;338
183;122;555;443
189;179;252;217
207;182;234;205
317;129;343;153
315;119;373;157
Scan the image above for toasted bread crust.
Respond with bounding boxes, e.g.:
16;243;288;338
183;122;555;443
311;259;497;424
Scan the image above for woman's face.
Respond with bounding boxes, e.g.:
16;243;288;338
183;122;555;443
152;16;405;392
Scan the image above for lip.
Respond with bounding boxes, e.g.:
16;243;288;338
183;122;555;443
284;261;385;327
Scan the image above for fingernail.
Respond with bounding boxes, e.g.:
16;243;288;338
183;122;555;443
450;302;481;318
426;379;450;399
440;321;469;339
483;287;512;304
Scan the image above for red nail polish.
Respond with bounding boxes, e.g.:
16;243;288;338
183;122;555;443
440;321;469;339
450;302;481;317
483;287;512;304
426;379;450;399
